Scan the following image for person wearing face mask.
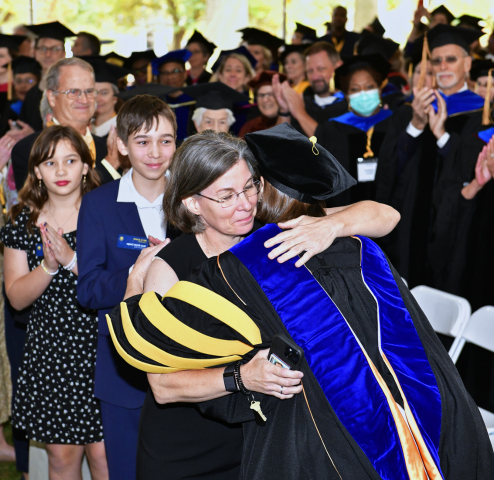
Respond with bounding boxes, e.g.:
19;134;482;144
239;71;288;137
180;82;248;135
376;24;485;289
315;54;393;206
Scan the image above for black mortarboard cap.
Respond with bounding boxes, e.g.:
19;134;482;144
456;15;484;32
295;23;317;38
212;46;257;72
324;22;332;29
151;49;192;75
335;54;391;90
244;123;356;204
409;36;425;68
431;5;455;25
357;30;399;60
186;30;217;57
86;59;130;84
470;60;494;81
238;27;285;50
179;82;248;110
280;44;311;64
427;24;483;51
104;51;128;68
28;21;75;42
12;56;41;76
117;84;176;101
0;34;26;51
123;50;157;70
369;17;385;37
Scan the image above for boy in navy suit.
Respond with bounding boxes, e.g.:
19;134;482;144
77;95;179;479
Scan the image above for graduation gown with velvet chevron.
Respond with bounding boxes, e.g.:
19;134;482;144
108;228;494;480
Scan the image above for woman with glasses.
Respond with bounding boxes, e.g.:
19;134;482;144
239;70;288;137
110;128;399;479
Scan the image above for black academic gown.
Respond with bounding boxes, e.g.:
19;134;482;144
19;86;43;131
375;101;484;287
109;235;494;479
11;131;114;191
315;110;393;206
291;95;348;135
186;69;212;86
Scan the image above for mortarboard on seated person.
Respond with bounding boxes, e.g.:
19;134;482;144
292;23;317;45
104;51;128;68
238;27;284;72
470;59;494;102
185;30;216;85
124;50;157;86
151;49;193;141
365;17;386;37
117;83;176;102
85;59;130;137
456;15;486;59
18;21;75;131
179;82;248;135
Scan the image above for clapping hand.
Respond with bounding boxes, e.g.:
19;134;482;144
474;144;492;187
411;87;435;130
7;120;34;142
39;223;61;273
428;90;448;140
0;135;15;170
272;74;289;113
485;137;494;178
41;223;74;267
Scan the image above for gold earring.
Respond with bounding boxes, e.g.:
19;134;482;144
83;175;86;184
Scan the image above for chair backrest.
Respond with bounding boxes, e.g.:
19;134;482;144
410;285;471;337
451;306;494;364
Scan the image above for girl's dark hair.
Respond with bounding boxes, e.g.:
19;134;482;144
339;65;383;95
164;130;256;234
9;125;100;233
256;181;326;224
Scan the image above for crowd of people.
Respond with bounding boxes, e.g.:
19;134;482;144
0;3;493;479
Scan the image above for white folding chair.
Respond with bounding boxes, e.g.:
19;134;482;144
410;285;471;358
451;306;494;450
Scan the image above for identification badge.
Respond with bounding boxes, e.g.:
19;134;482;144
357;157;378;183
35;244;44;257
117;234;148;250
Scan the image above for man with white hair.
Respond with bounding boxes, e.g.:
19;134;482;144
180;82;248;135
375;24;485;288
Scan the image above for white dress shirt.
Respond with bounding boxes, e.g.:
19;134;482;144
117;168;167;241
91;115;117;138
314;94;339;107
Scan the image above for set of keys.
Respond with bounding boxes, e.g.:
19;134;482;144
249;395;267;426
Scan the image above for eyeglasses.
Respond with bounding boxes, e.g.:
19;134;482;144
197;180;261;208
159;68;184;77
430;56;460;66
14;78;36;85
35;46;64;54
51;88;98;99
257;92;274;100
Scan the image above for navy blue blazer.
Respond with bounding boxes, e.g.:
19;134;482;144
77;179;179;409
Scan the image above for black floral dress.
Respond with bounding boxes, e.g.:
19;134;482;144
0;207;103;444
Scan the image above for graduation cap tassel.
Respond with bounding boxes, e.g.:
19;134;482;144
417;35;430;90
7;62;12;101
147;63;152;83
408;62;413;82
482;68;494;126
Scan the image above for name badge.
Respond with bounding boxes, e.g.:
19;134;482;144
35;244;44;257
357;157;378;183
117;234;148;251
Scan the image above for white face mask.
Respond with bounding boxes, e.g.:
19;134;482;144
348;89;381;117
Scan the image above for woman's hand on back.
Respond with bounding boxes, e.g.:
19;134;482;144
241;349;303;399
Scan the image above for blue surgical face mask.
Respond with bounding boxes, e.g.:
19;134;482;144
348;89;381;117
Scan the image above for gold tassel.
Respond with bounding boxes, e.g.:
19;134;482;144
408;62;413;82
363;127;375;158
7;62;12;101
147;62;153;83
417;35;430;90
482;68;494;126
309;136;319;155
330;75;335;94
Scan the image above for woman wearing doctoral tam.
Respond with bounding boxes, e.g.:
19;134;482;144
108;124;494;479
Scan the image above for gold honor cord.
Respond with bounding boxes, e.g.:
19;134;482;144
363;127;375;158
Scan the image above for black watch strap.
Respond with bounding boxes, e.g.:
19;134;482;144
278;111;290;117
223;364;239;392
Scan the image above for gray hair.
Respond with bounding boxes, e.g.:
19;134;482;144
163;131;256;233
45;57;94;92
191;107;236;127
40;91;53;127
